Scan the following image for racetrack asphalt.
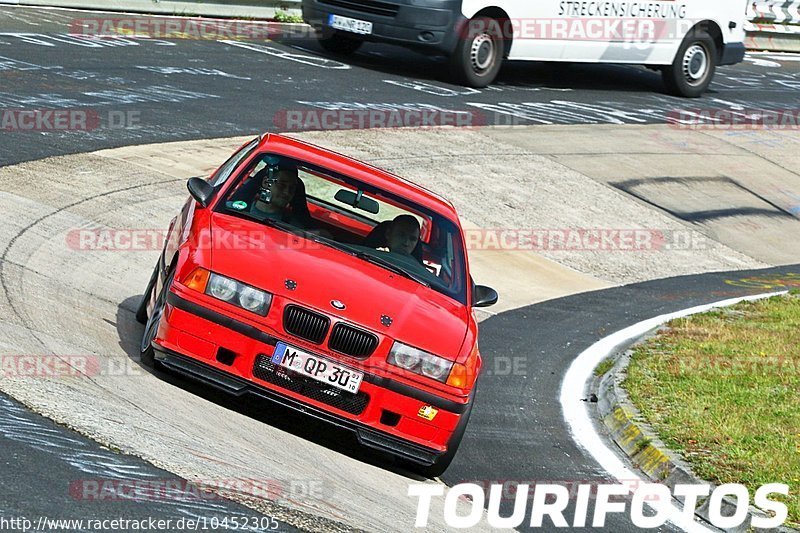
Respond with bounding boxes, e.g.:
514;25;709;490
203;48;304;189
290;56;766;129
445;264;800;531
1;6;799;532
1;6;800;166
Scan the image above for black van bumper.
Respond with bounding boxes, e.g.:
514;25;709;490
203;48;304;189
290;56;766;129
720;42;746;66
302;0;464;55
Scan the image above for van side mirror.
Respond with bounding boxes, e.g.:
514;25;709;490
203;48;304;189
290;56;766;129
187;177;214;208
473;285;498;308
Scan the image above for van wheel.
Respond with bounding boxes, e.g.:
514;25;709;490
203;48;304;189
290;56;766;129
318;31;363;55
662;31;716;98
449;17;505;88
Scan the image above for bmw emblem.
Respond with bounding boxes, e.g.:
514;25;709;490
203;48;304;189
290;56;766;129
331;300;346;310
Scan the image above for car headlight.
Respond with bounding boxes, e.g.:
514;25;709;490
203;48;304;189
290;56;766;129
208;273;238;302
238;285;268;314
189;270;271;316
387;342;454;383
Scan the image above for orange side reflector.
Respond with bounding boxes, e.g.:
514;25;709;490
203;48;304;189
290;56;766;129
446;363;469;389
446;343;480;390
184;268;210;293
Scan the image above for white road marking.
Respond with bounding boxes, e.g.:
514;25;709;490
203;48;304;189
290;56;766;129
744;57;782;68
560;290;787;532
220;40;351;70
384;80;482;97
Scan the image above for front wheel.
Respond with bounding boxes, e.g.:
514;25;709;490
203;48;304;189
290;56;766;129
140;269;173;367
318;31;363;55
135;262;159;324
410;387;477;478
662;31;717;98
449;17;505;88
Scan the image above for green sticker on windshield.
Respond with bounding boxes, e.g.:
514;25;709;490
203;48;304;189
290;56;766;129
231;201;248;211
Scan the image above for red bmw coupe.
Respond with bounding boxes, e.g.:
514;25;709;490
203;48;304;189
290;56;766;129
136;134;497;476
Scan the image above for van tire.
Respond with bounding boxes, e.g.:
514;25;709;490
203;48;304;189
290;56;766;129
318;31;363;55
449;17;505;88
662;31;716;98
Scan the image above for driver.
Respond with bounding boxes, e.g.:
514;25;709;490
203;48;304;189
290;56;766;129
385;215;420;257
253;167;298;218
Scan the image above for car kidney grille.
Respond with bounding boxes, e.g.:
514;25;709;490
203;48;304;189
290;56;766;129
253;355;369;415
283;305;330;344
329;323;379;359
319;0;399;17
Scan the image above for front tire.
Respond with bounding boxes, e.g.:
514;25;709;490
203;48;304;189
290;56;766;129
140;269;173;367
135;262;159;325
662;31;716;98
411;387;477;478
449;17;505;88
318;30;363;55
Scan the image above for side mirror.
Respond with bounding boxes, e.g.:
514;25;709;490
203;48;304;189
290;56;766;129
187;177;214;208
472;285;498;308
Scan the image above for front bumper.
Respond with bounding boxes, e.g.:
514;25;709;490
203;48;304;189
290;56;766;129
302;0;464;55
153;288;471;464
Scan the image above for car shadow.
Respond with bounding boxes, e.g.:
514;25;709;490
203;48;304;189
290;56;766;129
277;38;670;94
116;295;429;482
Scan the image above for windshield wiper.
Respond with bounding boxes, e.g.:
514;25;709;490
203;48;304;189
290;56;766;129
242;213;430;287
343;248;430;288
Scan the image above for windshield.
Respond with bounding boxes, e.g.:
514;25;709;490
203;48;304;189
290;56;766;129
216;152;468;304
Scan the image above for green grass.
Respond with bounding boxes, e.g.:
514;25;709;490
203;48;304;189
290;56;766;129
594;357;615;377
272;11;304;23
624;295;800;527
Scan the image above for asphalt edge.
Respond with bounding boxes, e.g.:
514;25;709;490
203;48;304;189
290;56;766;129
594;305;798;533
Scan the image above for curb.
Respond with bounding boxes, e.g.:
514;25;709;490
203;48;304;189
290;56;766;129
745;27;800;53
595;333;798;533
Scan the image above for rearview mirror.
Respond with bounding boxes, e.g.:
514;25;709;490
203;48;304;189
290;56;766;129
334;189;379;215
187;177;214;208
472;285;498;308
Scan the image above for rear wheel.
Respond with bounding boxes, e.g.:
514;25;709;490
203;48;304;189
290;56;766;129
140;269;173;367
318;30;363;55
449;17;505;88
662;31;716;98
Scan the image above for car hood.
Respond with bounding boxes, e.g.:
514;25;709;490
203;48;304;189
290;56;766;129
208;213;469;359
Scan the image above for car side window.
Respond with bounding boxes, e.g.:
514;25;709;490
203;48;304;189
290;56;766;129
208;138;259;188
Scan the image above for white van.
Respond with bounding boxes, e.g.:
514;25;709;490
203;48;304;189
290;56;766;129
302;0;748;97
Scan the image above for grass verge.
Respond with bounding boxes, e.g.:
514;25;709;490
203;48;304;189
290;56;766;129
624;294;799;527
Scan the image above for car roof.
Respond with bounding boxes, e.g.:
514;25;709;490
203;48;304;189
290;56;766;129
258;133;460;220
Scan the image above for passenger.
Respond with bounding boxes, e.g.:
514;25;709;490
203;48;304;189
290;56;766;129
385;215;421;257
